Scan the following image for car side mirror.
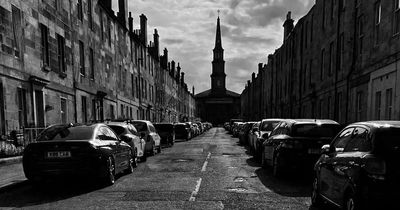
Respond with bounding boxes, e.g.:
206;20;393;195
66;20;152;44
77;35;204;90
262;133;269;139
321;144;332;155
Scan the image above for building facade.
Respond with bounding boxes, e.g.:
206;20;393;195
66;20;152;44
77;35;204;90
0;0;195;143
195;16;240;126
241;0;400;125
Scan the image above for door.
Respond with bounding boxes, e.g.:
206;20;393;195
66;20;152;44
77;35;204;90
35;90;45;127
319;127;355;204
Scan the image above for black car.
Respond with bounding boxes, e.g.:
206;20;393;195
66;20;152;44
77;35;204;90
154;123;175;146
174;123;190;140
261;119;341;177
312;121;400;210
23;123;135;185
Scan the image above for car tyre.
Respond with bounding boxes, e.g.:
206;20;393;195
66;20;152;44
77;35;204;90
261;149;268;168
157;144;162;153
272;152;283;177
124;151;136;174
343;191;361;210
104;156;115;185
311;177;324;208
149;143;156;156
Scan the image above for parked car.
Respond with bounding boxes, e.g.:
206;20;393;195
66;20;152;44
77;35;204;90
229;119;243;133
195;122;204;134
253;119;283;159
312;121;400;210
185;122;195;138
107;121;146;162
248;121;261;152
238;122;256;145
23;123;135;185
232;122;244;138
174;123;191;140
193;124;200;136
261;119;341;177
154;123;175;146
130;120;161;156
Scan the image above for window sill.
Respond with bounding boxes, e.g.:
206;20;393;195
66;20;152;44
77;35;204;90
42;65;51;72
59;72;67;79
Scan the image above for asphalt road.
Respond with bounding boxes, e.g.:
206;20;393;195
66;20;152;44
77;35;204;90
0;128;320;210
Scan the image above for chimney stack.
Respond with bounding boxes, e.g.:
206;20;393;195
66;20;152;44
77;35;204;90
101;0;112;10
192;86;195;95
283;11;294;41
258;63;263;73
171;60;175;76
176;63;181;82
140;14;148;45
153;29;159;58
251;72;256;81
128;12;133;32
181;72;185;85
117;0;128;27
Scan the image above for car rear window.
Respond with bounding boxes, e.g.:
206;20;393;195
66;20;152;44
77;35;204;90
175;124;186;131
37;125;93;141
292;124;340;138
108;125;126;136
154;124;173;131
131;122;147;132
261;121;280;131
375;128;400;153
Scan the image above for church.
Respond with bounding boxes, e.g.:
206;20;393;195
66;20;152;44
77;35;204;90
195;15;241;126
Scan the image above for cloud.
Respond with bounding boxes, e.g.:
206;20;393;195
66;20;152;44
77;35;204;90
163;38;185;45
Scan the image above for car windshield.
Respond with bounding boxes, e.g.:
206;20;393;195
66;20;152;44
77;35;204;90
154;124;173;131
292;124;340;138
261;121;280;131
37;125;93;141
108;125;126;136
131;122;147;132
375;128;400;153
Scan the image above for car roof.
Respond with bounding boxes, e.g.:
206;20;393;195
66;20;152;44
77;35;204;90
349;121;400;129
284;119;339;125
106;121;130;127
261;118;284;123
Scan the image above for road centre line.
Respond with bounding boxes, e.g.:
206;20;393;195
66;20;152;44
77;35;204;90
201;152;211;172
189;178;202;201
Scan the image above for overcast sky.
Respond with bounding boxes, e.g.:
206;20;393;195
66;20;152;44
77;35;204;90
114;0;314;94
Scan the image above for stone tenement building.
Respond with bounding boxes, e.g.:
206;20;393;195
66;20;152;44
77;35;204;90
0;0;195;140
196;15;240;126
242;0;400;124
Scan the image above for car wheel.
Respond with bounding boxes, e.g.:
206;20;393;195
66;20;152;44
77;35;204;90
157;144;162;153
272;152;283;177
149;143;155;156
104;156;115;185
343;191;360;210
124;150;136;174
311;177;324;207
141;154;147;162
261;149;268;168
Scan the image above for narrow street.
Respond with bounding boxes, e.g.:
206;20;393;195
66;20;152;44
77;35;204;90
0;128;314;209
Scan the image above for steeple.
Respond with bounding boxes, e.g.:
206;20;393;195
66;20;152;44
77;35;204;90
211;12;226;95
214;13;223;50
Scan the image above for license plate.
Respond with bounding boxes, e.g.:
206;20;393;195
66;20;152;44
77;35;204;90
47;151;71;158
308;148;320;154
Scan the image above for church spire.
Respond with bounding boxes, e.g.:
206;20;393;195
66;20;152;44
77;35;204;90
214;12;223;50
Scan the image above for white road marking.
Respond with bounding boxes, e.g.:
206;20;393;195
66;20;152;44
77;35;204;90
189;178;202;201
201;152;212;172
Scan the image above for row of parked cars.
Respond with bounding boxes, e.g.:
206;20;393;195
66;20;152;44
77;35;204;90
23;120;212;186
228;119;399;210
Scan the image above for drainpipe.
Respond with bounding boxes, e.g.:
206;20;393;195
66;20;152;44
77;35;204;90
69;0;78;123
345;1;358;123
334;0;343;122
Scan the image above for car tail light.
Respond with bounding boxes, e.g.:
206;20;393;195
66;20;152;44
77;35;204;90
364;155;386;180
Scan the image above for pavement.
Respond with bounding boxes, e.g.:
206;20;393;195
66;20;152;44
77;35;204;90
0;156;27;193
0;128;320;210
